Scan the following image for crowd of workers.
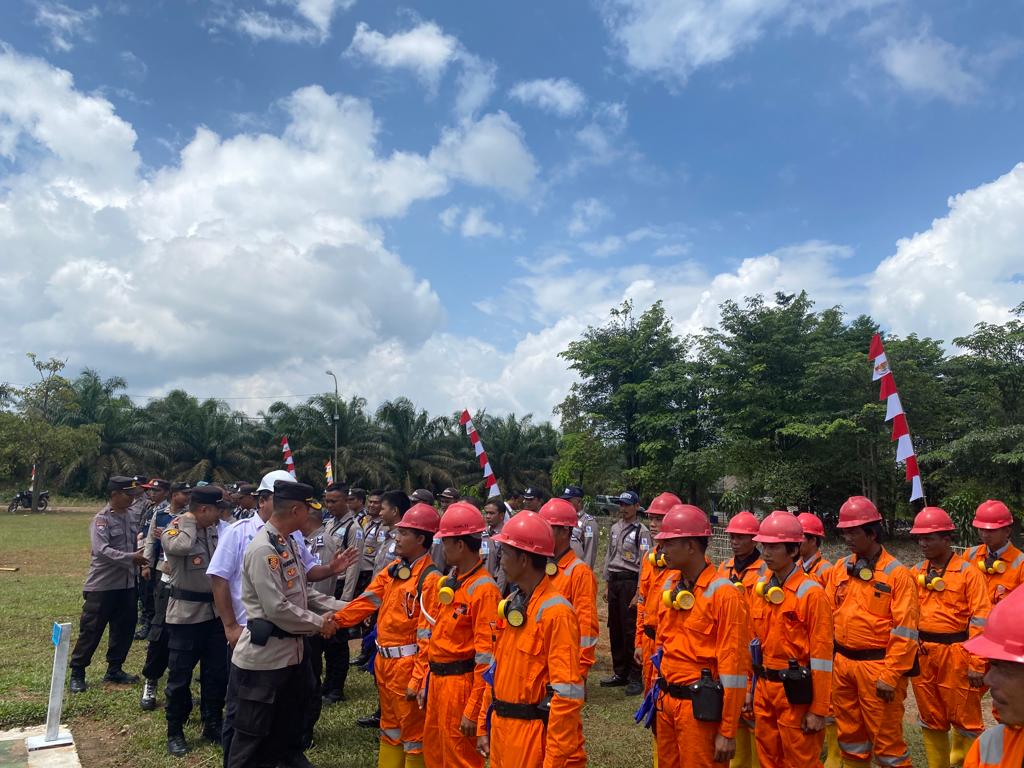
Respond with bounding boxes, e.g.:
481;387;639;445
64;470;1024;767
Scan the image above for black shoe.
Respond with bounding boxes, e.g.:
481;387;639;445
166;735;189;757
134;623;150;641
624;680;644;696
140;679;158;711
321;690;346;705
201;721;223;743
278;753;316;768
69;669;87;694
355;712;380;729
599;675;628;687
103;667;140;684
353;653;370;667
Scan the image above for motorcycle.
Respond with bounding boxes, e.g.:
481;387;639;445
7;490;49;513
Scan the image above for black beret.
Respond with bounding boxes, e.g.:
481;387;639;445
274;480;322;509
108;475;141;492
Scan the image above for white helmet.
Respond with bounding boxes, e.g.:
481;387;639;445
257;469;297;494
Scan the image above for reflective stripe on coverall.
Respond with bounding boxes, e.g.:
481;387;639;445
826;550;919;767
964;724;1024;768
749;567;833;768
422;564;501;768
334;554;440;757
910;554;991;737
964;544;1024;606
477;577;586;768
654;565;749;767
803;554;833;586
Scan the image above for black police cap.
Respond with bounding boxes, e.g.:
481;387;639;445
108;475;141;492
275;479;320;505
191;486;227;506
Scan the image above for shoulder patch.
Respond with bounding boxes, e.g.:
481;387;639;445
191;556;203;565
285;565;299;579
166;529;180;537
267;554;280;571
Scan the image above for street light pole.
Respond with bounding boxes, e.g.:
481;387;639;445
325;370;339;483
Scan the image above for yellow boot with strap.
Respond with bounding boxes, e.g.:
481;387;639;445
922;728;951;768
823;722;842;768
949;731;975;767
377;743;406;768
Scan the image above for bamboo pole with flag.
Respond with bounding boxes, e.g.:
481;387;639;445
324;459;334;486
869;333;924;502
280;436;297;479
459;410;501;498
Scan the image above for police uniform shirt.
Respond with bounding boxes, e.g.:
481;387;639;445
83;503;140;592
128;496;150;530
327;512;363;600
603;519;652;578
372;526;398;576
144;504;182;581
360;517;384;573
140;499;170;540
161;515;219;624
305;524;340;597
571;511;599;571
206;515;316;627
232;522;345;671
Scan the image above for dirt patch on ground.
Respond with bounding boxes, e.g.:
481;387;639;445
72;721;132;768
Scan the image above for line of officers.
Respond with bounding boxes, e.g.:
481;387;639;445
66;471;1024;768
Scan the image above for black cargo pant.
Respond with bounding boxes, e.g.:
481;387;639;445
138;571;156;625
302;637;324;748
227;658;315;768
607;571;641;682
70;587;136;671
142;581;171;680
165;618;228;736
323;579;350;696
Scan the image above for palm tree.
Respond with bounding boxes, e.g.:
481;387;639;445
466;412;559;495
374;398;457;492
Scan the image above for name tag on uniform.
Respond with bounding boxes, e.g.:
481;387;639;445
585;527;594;539
481;541;490;555
377;530;386;542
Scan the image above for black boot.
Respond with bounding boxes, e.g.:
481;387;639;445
134;621;150;641
166;732;189;757
201;720;223;743
69;667;87;694
321;690;346;704
103;666;140;684
140;679;158;711
356;709;380;728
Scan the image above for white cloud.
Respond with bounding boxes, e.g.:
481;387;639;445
568;197;611;236
509;77;586;116
460;206;504;238
347;21;459;87
438;205;461;230
654;243;688;258
880;32;981;103
234;0;354;44
430;112;538;198
32;1;99;52
581;235;624;258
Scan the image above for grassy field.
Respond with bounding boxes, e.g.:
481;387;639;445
0;511;971;767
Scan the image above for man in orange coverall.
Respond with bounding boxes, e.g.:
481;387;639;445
961;583;1024;768
746;511;833;768
333;502;441;768
653;503;748;767
965;500;1023;606
538;498;600;682
416;502;500;768
476;511;585;768
910;507;991;768
826;496;919;768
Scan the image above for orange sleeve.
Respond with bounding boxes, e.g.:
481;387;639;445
881;567;920;688
824;559;842;609
577;569;600;676
805;585;834;717
714;586;750;740
464;580;500;723
543;607;585;768
964;566;992;675
334;566;389;627
410;572;440;691
635;559;651;649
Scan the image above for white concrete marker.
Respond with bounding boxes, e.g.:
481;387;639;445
25;623;73;750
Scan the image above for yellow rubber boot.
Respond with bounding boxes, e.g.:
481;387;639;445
949;731;975;767
377;743;405;768
922;728;951;768
652;735;658;768
730;727;756;768
823;723;842;768
404;754;425;768
840;759;872;768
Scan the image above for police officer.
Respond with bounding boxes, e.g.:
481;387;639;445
70;475;149;693
438;486;461;512
137;479;171;640
351;490;385;669
227;480;346;768
561;485;598;570
601;490;651;695
161;486;229;756
348;487;369;528
481;498;509;595
520;487;544;513
323;482;363;702
233;484;257;520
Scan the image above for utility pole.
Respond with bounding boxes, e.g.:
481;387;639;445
325;370;339;482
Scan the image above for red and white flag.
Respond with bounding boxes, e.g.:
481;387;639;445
459;410;501;498
281;436;297;479
869;334;924;501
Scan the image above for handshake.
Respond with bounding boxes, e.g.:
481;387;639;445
320;614;339;639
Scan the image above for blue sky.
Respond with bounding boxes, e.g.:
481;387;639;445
1;0;1023;418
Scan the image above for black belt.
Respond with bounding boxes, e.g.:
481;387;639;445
656;678;695;700
644;626;655;639
919;630;969;645
492;698;549;723
834;643;886;661
608;570;639;582
170;587;214;603
753;666;788;682
430;658;476;676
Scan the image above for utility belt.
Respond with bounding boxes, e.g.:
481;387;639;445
429;658;476;676
755;661;813;705
834;643;886;661
919;630;968;645
644;626;656;640
376;643;418;659
247;618;299;646
656;670;723;722
170;587;214;603
492;693;551;723
608;570;639;582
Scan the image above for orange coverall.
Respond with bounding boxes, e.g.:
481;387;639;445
420;560;500;768
334;554;440;760
549;548;599;680
802;553;833;586
911;554;991;738
964;543;1024;605
964;724;1024;767
654;564;750;767
635;549;667;691
826;549;919;767
478;577;586;768
749;566;834;768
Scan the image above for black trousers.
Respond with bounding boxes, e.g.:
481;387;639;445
607;573;641;682
70;588;136;671
142;582;171;680
302;637;324;748
227;659;315;768
222;646;238;768
165;619;228;735
325;580;350;695
139;572;156;624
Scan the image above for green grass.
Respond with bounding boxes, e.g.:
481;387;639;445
0;512;957;766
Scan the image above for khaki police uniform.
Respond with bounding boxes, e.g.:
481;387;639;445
571;510;599;570
141;502;182;683
603;515;652;685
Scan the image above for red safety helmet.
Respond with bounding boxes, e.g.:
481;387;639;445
655;504;712;540
973;500;1013;530
910;507;956;535
647;492;683;516
396;502;441;534
797;512;825;538
493;511;555;557
754;511;804;544
436;502;485;538
963;581;1024;663
724;510;759;536
538;498;578;529
837;496;882;528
